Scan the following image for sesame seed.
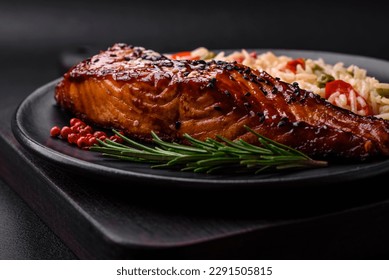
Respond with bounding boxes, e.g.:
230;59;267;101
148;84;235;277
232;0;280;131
277;120;286;127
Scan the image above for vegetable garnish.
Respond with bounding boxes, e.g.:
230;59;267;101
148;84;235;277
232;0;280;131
283;58;305;74
325;80;372;116
90;126;327;174
170;51;199;60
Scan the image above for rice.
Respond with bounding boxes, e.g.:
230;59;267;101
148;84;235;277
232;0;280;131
210;49;389;119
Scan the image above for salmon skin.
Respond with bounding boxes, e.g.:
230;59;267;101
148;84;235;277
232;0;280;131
55;43;389;161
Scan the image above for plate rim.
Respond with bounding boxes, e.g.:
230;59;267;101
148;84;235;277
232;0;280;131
12;49;389;188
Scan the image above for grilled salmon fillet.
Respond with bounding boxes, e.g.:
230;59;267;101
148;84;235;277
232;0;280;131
55;43;389;160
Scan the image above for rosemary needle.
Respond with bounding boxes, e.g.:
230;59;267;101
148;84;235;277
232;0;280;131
90;126;327;174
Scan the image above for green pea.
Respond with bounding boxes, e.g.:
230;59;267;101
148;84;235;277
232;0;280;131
317;73;335;88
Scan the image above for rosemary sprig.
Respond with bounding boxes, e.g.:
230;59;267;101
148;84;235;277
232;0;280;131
90;126;327;174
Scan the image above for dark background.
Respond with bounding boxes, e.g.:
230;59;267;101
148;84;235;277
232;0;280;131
2;1;389;58
1;0;389;259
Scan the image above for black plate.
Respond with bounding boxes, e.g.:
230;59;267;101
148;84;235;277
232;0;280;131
12;50;389;189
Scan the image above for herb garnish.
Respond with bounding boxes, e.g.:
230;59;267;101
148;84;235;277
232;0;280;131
90;126;327;174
